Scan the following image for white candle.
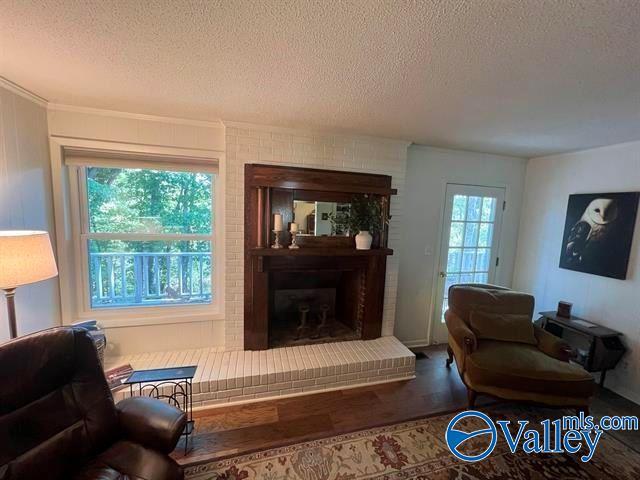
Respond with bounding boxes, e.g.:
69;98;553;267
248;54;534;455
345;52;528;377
290;222;298;232
273;213;283;231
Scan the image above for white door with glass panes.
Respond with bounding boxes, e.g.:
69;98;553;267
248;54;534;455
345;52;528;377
432;184;505;344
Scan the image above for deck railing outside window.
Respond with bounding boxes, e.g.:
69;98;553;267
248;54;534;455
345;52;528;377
89;251;212;308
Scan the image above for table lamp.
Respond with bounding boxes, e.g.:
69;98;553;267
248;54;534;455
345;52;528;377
0;231;58;339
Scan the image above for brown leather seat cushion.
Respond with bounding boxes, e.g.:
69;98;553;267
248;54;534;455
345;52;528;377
467;340;595;397
74;441;183;480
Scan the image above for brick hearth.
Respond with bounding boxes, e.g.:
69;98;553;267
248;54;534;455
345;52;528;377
106;336;415;409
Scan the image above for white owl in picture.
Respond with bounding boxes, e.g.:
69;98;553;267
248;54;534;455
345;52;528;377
560;192;640;279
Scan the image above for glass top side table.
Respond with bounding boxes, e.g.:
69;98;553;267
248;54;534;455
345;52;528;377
123;365;197;453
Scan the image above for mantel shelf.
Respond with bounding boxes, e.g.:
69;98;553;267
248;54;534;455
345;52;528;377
249;247;394;257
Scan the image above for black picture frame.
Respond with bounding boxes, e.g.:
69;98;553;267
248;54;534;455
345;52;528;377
559;192;640;279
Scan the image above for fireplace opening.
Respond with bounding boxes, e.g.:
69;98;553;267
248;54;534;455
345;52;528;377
269;269;364;348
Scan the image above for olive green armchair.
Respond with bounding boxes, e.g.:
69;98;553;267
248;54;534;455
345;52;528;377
445;284;595;411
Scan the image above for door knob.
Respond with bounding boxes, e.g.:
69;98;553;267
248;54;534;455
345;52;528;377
439;271;447;278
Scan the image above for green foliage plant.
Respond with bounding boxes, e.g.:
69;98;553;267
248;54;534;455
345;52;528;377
330;194;388;235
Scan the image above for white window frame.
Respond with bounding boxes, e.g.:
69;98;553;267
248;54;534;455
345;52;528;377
49;137;225;328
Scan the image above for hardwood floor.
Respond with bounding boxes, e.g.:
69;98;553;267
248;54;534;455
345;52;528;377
174;344;640;464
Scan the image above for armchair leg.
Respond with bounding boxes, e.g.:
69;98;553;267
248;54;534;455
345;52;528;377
467;388;477;408
446;345;454;368
576;406;590;416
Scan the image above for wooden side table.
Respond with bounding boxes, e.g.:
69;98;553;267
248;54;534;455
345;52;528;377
124;365;197;453
538;311;626;388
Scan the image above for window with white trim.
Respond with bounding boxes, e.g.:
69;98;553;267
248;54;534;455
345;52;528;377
69;159;217;311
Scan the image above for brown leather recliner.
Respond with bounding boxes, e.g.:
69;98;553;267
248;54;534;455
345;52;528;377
445;284;595;410
0;327;186;480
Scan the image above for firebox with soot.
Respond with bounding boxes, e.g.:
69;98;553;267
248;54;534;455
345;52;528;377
270;269;364;348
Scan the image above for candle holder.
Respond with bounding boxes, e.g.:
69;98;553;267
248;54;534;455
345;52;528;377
289;231;300;249
271;230;283;249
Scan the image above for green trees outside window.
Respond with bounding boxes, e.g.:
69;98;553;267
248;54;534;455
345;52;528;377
85;166;214;308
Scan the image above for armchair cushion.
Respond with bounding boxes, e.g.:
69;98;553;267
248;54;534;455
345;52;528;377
448;285;533;324
469;311;537;345
466;340;595;397
116;397;186;455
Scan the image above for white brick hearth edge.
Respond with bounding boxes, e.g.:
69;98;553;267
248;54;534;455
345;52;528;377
106;336;415;409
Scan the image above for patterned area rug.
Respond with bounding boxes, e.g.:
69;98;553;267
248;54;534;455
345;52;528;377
184;405;640;479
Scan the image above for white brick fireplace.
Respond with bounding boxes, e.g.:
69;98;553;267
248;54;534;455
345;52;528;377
109;122;416;408
223;122;410;351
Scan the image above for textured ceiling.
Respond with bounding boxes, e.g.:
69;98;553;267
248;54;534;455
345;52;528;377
1;0;639;157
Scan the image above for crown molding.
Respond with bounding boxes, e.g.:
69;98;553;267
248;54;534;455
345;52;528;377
48;103;224;129
1;78;409;148
0;76;48;107
410;143;526;160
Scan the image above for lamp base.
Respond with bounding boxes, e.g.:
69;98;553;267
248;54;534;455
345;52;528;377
3;288;17;339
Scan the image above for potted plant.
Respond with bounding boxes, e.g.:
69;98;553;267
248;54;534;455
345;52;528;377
331;194;388;250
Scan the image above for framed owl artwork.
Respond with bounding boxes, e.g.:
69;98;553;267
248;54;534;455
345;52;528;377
559;192;640;279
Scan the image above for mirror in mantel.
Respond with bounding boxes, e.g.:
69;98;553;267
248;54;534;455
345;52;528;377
293;200;351;236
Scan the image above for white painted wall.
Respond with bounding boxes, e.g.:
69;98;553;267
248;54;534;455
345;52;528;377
395;146;527;346
0;85;61;342
47;105;227;356
513;141;640;404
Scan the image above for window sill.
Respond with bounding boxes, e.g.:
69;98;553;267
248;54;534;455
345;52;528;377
69;309;224;329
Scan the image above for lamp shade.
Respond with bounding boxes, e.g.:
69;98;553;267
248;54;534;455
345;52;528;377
0;231;58;289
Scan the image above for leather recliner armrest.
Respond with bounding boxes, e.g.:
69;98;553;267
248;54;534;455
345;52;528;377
116;396;187;454
445;310;477;354
534;325;574;362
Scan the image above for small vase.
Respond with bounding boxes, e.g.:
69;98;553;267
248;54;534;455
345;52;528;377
355;230;373;250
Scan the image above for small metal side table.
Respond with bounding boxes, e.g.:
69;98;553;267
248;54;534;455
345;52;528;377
538;311;626;388
124;365;197;453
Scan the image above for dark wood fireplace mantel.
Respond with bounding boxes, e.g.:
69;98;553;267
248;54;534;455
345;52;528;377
244;164;396;350
249;247;393;257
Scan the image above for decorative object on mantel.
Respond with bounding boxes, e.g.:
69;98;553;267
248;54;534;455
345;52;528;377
330;194;389;250
244;164;396;350
355;230;373;250
289;222;300;249
0;230;58;339
559;192;639;279
273;212;283;231
271;229;283;249
557;300;573;318
271;213;284;249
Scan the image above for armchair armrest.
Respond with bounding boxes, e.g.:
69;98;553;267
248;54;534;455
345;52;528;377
534;325;574;362
116;396;187;454
445;310;477;354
